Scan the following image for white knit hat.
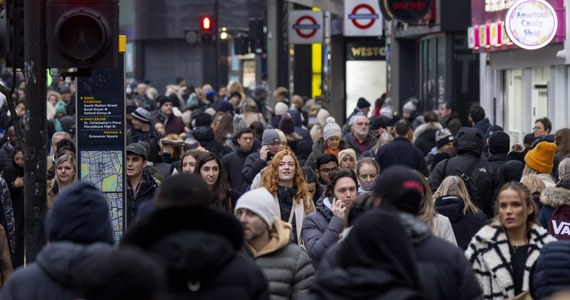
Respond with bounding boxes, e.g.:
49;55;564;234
323;117;342;141
274;102;289;116
235;188;276;229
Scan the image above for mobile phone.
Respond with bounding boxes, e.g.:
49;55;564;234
267;152;274;161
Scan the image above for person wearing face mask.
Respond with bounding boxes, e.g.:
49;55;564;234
302;168;358;267
356;157;379;193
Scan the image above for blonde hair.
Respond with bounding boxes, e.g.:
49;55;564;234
414;170;436;224
55;153;77;189
260;150;314;214
433;176;480;215
520;174;546;195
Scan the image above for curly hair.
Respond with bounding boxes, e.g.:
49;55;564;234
261;150;314;214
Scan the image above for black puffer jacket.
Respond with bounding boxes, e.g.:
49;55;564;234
434;195;487;250
428;127;503;218
121;207;269;300
532;240;570;299
318;212;482;300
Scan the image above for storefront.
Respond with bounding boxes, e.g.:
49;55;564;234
471;0;569;143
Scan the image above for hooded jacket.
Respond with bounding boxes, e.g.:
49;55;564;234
318;212;482;300
0;242;112;300
308;209;424;300
413;121;442;156
539;187;570;232
121;206;269;300
246;219;315;300
376;136;429;176
434;195;487;250
429;127;503;218
466;223;556;299
192;126;230;158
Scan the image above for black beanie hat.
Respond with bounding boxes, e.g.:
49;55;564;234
46;181;114;245
374;165;425;216
488;131;510;154
195;113;212;127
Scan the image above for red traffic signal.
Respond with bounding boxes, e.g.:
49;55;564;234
201;16;213;31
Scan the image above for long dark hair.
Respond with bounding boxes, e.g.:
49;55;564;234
194;152;231;212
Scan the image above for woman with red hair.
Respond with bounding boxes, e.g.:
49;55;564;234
260;150;314;244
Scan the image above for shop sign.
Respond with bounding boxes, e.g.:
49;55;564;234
505;0;557;50
288;11;324;44
344;0;383;36
379;0;432;23
346;40;386;60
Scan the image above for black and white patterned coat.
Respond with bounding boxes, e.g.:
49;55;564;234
465;223;556;299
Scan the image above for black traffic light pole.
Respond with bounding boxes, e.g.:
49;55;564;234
24;0;48;262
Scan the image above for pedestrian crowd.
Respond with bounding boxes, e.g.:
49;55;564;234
0;75;568;299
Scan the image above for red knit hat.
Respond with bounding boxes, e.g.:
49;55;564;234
524;141;558;174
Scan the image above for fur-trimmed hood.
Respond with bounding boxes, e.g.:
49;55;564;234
413;122;442;141
540;187;570;208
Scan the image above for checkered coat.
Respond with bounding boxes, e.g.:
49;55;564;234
465;223;556;299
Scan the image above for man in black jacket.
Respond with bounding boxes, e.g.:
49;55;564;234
376;119;429;176
222;128;255;193
241;129;284;186
429;127;503;218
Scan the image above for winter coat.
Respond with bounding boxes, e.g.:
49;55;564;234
126;169;158;227
0;179;13;263
532;240;570;299
429;128;503;218
343;132;377;157
465;223;556;300
441;112;462;136
0;226;11;287
318;212;482;300
192;126;230;158
127;127;160;162
302;196;344;267
246;220;315;300
539;187;570;230
431;214;458;246
304;138;346;170
0;242;112;300
242;152;268;186
376;136;429;176
222;148;255;193
151;113;185;135
0;143;12;175
487;153;508;169
473;118;491;139
2;163;24;267
435;195;487;250
121;206;270;300
413;122;442;156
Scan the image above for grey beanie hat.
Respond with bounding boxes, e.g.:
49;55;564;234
262;129;281;145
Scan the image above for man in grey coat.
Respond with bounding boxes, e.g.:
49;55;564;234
236;188;315;300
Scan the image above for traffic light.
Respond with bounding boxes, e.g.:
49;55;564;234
0;0;25;68
200;15;215;45
46;0;119;69
248;18;265;54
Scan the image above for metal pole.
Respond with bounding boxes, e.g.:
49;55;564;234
214;0;220;89
24;0;47;263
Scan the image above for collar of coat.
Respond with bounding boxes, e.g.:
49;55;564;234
466;223;556;298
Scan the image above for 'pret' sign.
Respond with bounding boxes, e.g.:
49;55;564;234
380;0;432;23
344;0;383;36
288;10;324;44
505;0;557;50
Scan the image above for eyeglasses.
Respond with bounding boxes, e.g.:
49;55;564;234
318;167;338;174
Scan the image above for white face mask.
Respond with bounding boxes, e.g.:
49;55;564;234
126;87;132;94
360;180;375;191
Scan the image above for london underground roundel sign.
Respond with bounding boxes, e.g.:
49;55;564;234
505;0;558;50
